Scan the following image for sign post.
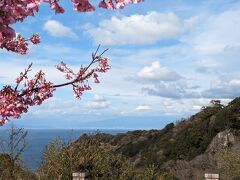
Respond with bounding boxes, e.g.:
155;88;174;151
205;173;219;180
72;172;89;180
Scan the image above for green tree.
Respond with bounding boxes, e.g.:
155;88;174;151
37;134;135;179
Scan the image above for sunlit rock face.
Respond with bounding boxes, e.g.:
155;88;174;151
164;129;240;180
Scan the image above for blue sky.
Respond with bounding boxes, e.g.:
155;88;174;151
1;0;240;129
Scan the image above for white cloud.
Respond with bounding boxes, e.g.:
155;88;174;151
137;61;181;82
202;78;240;99
183;16;198;30
30;98;87;116
129;61;200;99
192;105;202;110
142;82;200;99
183;7;240;75
84;11;190;45
188;9;240;55
43;20;78;39
229;79;240;86
87;94;110;109
136;105;151;111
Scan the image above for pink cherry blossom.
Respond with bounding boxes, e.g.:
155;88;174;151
107;0;116;9
50;0;65;14
71;0;95;12
0;47;110;125
98;0;108;9
0;0;143;54
30;33;40;44
115;0;125;9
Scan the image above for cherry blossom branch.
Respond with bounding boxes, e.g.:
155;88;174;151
19;46;108;95
0;0;143;54
0;46;110;126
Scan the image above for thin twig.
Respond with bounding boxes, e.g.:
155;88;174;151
97;48;109;58
92;44;101;59
14;63;32;92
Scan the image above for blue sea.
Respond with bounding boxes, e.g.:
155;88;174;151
0;129;127;171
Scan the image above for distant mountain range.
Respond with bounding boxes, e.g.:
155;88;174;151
13;114;180;129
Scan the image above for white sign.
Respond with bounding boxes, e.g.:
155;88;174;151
205;173;219;179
